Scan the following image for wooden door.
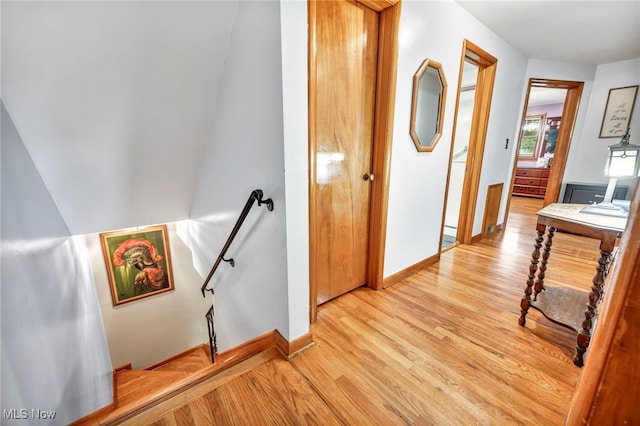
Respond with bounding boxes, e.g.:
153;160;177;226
314;0;379;305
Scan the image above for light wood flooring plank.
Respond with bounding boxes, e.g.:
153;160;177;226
134;197;596;425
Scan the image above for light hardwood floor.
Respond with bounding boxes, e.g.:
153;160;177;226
133;196;605;425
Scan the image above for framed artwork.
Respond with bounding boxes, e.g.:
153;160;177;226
599;85;638;138
100;224;174;306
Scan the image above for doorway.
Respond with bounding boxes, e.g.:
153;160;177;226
504;79;584;226
308;0;400;322
442;59;478;250
440;40;497;250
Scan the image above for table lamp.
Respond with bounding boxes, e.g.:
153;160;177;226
582;128;639;217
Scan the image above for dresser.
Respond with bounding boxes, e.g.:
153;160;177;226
512;167;550;198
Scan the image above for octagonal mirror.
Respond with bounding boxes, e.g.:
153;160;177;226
410;58;447;152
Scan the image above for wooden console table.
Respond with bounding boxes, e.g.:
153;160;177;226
518;203;627;367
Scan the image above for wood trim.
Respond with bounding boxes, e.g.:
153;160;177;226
113;363;132;374
213;331;277;367
111;363;132;410
409;58;448;153
357;0;399;12
308;0;400;320
567;184;640;424
456;40;498;245
470;233;483;244
382;253;439;288
308;0;319;323
462;59;496;244
367;1;400;291
274;330;316;360
482;183;504;237
543;83;583;206
71;331;283;425
439;42;468;253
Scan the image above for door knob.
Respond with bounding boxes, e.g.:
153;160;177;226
363;173;375;182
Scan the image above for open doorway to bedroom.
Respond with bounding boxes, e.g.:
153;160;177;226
504;78;584;227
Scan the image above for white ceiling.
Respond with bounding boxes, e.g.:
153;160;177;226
2;1;239;234
455;1;640;65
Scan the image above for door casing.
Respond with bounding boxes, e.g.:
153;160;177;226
441;40;498;248
504;78;584;226
307;0;401;322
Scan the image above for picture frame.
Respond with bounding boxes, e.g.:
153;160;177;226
100;224;175;306
599;85;638;138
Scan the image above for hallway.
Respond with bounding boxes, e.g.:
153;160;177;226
131;196;601;425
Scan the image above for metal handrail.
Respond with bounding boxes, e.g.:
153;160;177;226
200;189;274;297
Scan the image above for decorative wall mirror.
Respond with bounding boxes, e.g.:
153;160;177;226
518;113;547;158
410;58;447;152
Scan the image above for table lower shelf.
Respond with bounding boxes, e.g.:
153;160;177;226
529;286;590;333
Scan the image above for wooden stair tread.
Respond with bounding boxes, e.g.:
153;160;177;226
116;370;190;407
72;335;280;425
151;346;210;374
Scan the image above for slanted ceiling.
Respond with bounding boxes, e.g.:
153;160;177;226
2;1;239;235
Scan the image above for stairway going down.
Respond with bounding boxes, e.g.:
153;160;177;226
113;345;212;409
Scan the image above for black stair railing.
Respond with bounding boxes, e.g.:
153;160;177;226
205;306;217;363
200;189;273;298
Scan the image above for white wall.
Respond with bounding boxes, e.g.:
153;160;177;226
2;1;238;235
1;104;112;424
563;58;640;198
2;3;311;422
185;1;295;352
280;0;310;342
527;102;564;117
88;222;211;369
384;1;528;277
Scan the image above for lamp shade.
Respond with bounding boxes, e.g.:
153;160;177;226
606;129;640;178
607;146;639;177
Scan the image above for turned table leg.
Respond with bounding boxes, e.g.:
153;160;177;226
519;223;546;326
573;236;615;367
533;226;555;301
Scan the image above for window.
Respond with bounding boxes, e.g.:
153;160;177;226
518;113;546;158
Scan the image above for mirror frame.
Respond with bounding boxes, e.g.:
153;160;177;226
410;58;448;152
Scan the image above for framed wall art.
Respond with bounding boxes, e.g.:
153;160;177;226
100;224;175;306
599;85;638;138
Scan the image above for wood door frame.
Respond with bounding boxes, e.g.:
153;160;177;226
308;0;401;322
504;78;584;226
450;40;498;246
